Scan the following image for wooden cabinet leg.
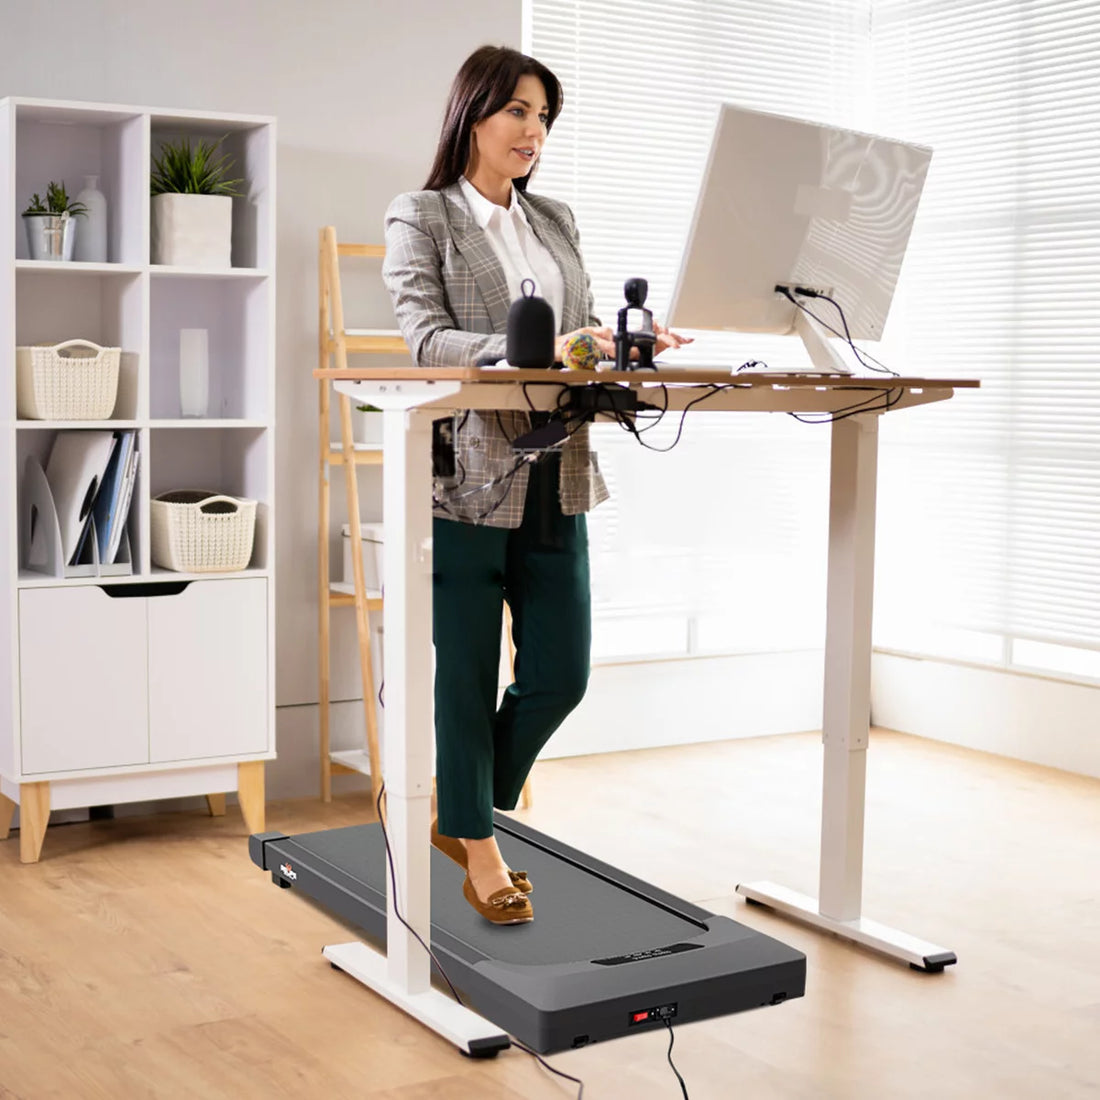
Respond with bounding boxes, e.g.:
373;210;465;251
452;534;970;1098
19;782;50;864
0;793;15;840
206;793;227;817
237;762;265;834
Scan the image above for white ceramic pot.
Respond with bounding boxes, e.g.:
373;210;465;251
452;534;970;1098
151;193;232;267
353;409;384;445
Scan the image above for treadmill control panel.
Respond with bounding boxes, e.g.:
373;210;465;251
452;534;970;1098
592;942;702;966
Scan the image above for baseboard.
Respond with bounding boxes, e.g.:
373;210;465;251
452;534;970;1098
871;651;1100;779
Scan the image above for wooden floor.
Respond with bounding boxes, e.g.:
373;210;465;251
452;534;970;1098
1;728;1098;1099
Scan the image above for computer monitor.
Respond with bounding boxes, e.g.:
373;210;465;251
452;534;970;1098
666;103;932;373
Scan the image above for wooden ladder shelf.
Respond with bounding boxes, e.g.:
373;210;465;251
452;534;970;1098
317;227;531;812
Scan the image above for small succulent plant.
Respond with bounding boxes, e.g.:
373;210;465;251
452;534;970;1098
22;180;87;217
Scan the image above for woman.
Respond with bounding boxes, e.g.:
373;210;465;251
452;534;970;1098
382;45;688;925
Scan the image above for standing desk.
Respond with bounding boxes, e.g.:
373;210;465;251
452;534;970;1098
307;365;978;1049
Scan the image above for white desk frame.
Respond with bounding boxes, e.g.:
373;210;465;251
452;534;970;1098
320;368;970;1052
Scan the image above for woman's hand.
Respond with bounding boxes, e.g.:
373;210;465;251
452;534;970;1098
553;322;693;367
555;326;616;362
653;321;693;357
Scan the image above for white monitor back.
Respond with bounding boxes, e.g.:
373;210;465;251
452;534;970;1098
667;104;932;341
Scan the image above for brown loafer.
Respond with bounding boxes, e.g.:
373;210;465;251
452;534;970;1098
431;818;533;894
462;875;533;925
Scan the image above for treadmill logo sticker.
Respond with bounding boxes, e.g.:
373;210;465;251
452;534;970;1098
279;862;298;880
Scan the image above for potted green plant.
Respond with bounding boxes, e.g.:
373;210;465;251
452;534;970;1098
150;135;243;267
22;181;87;261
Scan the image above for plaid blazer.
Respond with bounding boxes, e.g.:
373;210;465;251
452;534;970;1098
382;183;609;528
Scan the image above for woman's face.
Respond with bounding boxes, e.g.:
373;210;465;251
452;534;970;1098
469;74;550;183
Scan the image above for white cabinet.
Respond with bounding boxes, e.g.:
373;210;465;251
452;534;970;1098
148;578;268;762
0;97;276;862
16;578;269;776
18;585;149;774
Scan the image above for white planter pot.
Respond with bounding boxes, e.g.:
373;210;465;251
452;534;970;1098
151;193;232;267
353;409;384;445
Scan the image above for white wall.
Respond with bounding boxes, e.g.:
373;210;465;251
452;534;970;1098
271;648;825;799
547;650;824;754
872;652;1100;780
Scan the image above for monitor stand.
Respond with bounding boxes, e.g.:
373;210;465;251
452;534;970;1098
792;306;854;375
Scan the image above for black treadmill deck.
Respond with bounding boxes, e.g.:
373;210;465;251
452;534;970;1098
251;813;805;1053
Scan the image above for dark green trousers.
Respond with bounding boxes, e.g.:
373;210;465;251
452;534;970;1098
433;458;591;839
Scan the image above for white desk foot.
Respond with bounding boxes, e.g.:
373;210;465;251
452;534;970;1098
735;881;957;973
322;942;511;1056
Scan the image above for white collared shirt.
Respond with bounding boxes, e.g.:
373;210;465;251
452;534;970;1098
459;176;566;334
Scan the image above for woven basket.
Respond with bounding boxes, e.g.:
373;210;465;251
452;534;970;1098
16;339;121;420
151;490;257;573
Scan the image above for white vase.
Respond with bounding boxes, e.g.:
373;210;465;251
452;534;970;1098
74;175;108;262
179;328;210;417
152;193;233;267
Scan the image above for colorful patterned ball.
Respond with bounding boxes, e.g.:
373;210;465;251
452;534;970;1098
561;332;601;371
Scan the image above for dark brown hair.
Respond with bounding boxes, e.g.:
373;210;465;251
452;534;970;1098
423;45;563;192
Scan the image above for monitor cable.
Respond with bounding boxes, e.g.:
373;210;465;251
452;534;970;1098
365;481;583;1098
778;286;897;376
432;453;530;523
572;372;904;442
787;383;905;425
665;1015;690;1099
371;778;589;1097
359;385;782;1097
590;381;735;453
434;400;590;524
368;588;691;1096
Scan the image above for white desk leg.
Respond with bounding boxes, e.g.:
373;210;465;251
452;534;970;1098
737;414;956;972
325;405;510;1054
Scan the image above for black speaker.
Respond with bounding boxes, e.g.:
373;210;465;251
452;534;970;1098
506;278;555;368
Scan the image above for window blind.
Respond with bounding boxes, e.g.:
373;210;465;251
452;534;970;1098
528;0;870;661
871;1;1100;678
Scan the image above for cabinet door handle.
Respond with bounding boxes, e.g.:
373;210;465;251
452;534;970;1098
100;582;191;598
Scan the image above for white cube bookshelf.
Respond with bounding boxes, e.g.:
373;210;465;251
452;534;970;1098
0;97;276;862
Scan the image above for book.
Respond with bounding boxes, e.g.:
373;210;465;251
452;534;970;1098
106;444;139;565
91;430;136;564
